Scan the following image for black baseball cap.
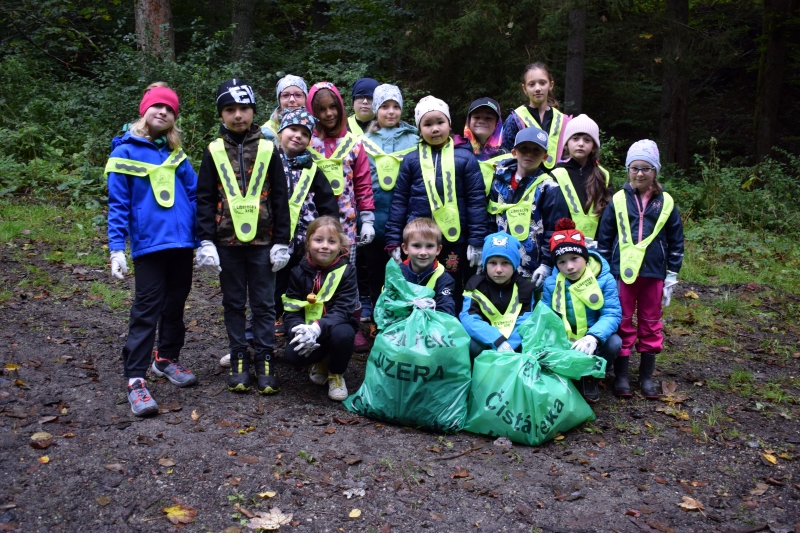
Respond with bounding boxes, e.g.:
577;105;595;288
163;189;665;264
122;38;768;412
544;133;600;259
467;97;501;120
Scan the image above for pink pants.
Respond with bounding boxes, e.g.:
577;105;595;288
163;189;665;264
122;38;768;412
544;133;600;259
617;276;664;356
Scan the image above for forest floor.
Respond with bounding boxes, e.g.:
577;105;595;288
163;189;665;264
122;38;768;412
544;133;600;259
0;221;799;533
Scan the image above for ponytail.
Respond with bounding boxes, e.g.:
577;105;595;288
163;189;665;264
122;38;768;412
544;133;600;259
584;152;611;215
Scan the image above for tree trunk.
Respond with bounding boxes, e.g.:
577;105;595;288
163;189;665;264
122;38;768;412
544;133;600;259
312;0;330;31
564;5;587;115
134;0;175;60
231;0;256;61
658;0;689;169
753;0;798;161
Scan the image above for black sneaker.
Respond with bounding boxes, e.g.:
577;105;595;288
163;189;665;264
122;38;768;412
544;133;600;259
228;351;251;392
254;356;280;395
576;376;600;403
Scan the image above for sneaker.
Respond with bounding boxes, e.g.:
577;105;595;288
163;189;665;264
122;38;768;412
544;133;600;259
368;323;377;339
309;358;329;386
151;353;198;387
228;352;251;392
127;380;159;417
577;376;600;403
353;329;371;353
360;298;373;322
254;356;280;395
219;353;231;367
327;373;348;401
274;319;286;337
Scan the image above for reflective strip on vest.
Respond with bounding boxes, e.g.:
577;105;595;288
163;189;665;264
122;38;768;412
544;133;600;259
208;138;274;243
425;263;445;290
552;257;604;342
486;173;549;242
287;163;317;240
514;106;564;169
419;140;461;242
104;149;187;208
348;115;364;137
465;285;522;339
361;136;416;191
478;154;514;195
307;132;358;195
613;190;675;284
281;265;348;324
549;165;609;239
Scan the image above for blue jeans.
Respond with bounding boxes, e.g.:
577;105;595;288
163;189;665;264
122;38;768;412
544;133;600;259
596;333;622;368
218;246;276;360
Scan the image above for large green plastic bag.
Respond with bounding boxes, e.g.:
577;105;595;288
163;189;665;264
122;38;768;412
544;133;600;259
344;261;471;432
464;304;606;445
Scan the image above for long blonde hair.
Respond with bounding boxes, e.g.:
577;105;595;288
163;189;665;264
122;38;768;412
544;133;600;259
130;82;183;150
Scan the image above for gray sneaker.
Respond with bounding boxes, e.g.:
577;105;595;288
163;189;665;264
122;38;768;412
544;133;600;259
151;354;198;387
127;380;159;417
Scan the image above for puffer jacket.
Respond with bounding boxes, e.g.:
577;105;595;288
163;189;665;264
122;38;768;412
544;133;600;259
107;131;198;258
399;260;457;317
540;251;621;343
596;182;684;280
384;140;487;248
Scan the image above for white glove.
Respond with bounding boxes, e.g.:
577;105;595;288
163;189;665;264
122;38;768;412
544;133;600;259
195;240;221;274
497;341;514;352
584;236;597;250
531;264;552;289
359;211;375;245
297;342;320;356
110;250;128;280
662;270;678;307
270;244;290;272
290;323;321;345
390;247;402;264
571;335;598;355
467;245;482;268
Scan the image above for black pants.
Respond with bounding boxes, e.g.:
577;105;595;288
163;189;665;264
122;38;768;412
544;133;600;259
438;242;469;313
122;248;193;379
273;247;304;319
362;238;390;308
356;245;370;304
282;323;356;374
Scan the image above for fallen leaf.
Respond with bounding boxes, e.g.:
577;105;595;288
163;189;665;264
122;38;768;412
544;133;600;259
158;458;176;467
343;455;362;465
247;508;292;529
625;509;641;517
684;290;699;299
104;464;126;474
237;455;258;465
228;450;238;456
749;482;769;496
763;453;777;465
38;416;58;424
38;456;49;464
224;527;242;533
96;496;111;506
554;434;565;441
29;439;51;450
655;406;689;420
162;503;197;525
451;467;469;479
191;410;200;421
349;509;362;519
343;488;365;499
257;491;277;499
5;363;20;371
689;480;708;487
677;496;704;512
30;432;52;442
324;428;335;434
655;476;667;484
661;381;678;394
778;452;793;460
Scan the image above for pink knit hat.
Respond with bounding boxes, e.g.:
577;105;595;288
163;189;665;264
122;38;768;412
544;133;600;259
139;87;180;118
561;114;600;149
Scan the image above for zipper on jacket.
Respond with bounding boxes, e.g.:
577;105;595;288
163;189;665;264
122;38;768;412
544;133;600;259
634;190;645;243
238;143;247;194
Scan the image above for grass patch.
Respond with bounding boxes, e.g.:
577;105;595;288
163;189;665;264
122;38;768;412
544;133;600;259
86;281;130;310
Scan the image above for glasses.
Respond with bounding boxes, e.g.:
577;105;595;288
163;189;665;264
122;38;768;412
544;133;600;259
354;96;373;103
628;166;656;175
280;92;305;101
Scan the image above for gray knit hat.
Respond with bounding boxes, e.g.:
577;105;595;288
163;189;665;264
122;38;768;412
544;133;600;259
625;139;661;173
372;84;403;114
275;74;308;102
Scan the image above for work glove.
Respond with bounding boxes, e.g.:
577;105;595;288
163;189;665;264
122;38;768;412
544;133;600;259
584;236;597;250
110;250;128;280
497;341;514;352
390;247;402;264
290;323;321;356
467;245;482;268
195;240;221;274
531;264;552;290
359;211;375;245
270;244;290;272
571;335;598;355
662;270;678;307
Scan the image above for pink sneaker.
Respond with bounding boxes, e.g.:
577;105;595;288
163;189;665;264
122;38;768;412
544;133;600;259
353;329;371;354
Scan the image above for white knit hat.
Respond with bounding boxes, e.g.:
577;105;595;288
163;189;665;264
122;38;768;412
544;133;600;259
372;84;403;114
626;139;661;173
414;95;450;127
562;114;601;149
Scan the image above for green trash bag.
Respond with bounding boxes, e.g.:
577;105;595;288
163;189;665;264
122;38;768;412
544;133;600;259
464;304;606;446
344;260;471;432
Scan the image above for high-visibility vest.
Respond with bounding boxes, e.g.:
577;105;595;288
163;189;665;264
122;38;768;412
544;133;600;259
486;173;549;242
478;154;515;195
104;149;187;208
360;136;416;191
612;190;675;284
551;256;604;342
348;115;364;136
281;264;348;323
208;138;274;243
425;263;445;290
287;163;318;240
307;132;358;195
548;165;609;239
513;106;564;169
419;140;460;242
464;284;522;339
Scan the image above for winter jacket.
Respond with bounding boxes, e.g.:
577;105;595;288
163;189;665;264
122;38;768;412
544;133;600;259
399;260;457;317
540;251;622;344
196;124;290;246
384;141;488;248
107;131;198;259
501;106;569;163
459;272;535;350
533;174;569;267
282;255;359;337
596;182;684;280
260;108;280;143
364;122;420;241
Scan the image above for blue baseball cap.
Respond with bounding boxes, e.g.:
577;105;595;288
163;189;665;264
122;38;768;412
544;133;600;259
513;126;548;150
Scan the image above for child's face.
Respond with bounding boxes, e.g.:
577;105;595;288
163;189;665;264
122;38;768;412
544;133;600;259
628;159;657;193
485;256;515;285
521;68;554;108
279;125;311;157
556;252;587;281
354;95;375;122
566;134;595;166
401;234;442;274
468;110;498;144
308;225;342;266
419;111;451;147
143;104;175;136
221;104;254;133
377;100;401;129
512;143;547;176
278;87;306;111
315;92;340;134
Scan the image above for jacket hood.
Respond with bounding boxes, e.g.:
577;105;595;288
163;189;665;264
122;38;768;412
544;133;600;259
307;82;347;138
588;250;612;278
371;121;418;140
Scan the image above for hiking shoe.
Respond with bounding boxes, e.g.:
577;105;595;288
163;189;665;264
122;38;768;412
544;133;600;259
360;297;372;322
254;356;280;395
578;376;600;403
353;329;371;353
328;373;348;401
127;380;159;417
309;358;329;386
274;319;286;337
151;353;198;387
228;352;251;392
219;353;231;367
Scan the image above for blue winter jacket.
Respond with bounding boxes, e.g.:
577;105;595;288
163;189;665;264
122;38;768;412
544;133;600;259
540;251;621;344
595;183;684;280
107;131;198;258
384;141;488;248
364;122;419;241
460;272;535;350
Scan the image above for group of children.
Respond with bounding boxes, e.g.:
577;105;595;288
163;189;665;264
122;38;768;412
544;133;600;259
106;62;684;417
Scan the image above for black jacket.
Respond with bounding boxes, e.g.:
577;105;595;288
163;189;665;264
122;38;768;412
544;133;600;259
399;261;457;317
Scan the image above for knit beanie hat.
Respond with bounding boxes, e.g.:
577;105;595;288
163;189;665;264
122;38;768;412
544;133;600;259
481;232;521;271
216;78;256;115
351;78;380;100
549;218;589;261
139;87;180;118
372;84;403;114
278;108;318;134
414;96;451;127
625;139;661;173
562;114;600;149
275;74;308;102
